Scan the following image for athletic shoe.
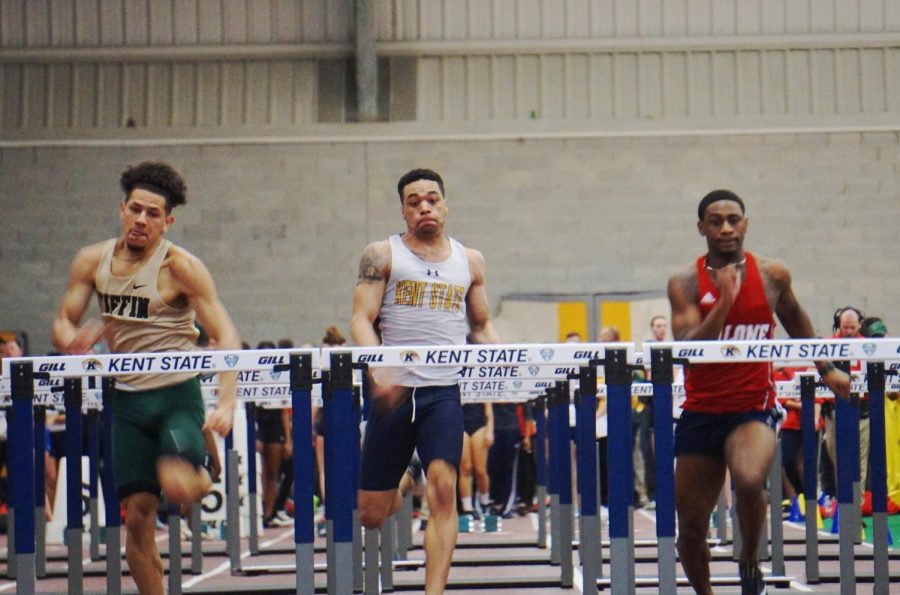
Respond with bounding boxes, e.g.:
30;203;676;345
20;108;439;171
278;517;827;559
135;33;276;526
645;500;656;511
270;510;293;526
739;563;767;595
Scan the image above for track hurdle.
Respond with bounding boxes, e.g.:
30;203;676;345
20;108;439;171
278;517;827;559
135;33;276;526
645;337;899;595
334;342;628;593
2;347;322;594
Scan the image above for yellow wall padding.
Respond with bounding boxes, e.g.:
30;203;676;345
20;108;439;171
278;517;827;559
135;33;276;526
600;301;632;342
557;302;588;342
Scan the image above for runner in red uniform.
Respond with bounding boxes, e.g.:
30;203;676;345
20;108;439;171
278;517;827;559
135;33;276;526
667;189;850;595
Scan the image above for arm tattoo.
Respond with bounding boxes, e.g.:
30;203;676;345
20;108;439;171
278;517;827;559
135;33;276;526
357;251;384;284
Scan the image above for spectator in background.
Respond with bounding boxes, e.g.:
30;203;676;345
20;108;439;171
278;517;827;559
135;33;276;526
773;365;822;510
272;338;296;522
823;307;869;495
598;326;619;342
256;340;292;528
649;315;668;342
638;315;670;509
314;326;347;535
600;324;652;508
487;402;519;518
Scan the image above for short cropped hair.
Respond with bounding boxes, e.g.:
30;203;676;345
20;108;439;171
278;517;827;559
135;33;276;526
120;161;187;213
697;189;745;220
397;168;445;202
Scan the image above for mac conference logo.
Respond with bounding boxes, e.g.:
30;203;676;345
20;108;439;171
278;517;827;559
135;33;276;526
862;343;877;357
528;365;540;377
224;355;239;368
269;370;282;381
512;380;523;390
540;348;554;362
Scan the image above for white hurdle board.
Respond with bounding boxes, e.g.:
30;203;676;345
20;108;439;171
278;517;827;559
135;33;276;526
650;337;900;363
328;342;637;368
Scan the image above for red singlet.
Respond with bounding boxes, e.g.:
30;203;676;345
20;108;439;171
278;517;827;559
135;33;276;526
683;252;776;414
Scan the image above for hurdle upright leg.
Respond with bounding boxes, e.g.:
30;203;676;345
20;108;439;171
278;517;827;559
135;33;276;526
352;383;364;593
64;377;85;595
396;492;413;560
553;381;574;589
799;374;820;583
834;361;857;595
650;348;677;595
10;362;36;593
190;502;203;574
533;395;548;550
326;352;356;594
167;502;182;595
33;405;47;579
866;362;890;595
289;353;316;595
605;349;635;595
768;442;784;576
364;527;380;595
225;432;243;573
87;407;102;562
379;513;395;591
576;366;600;594
101;378;122;595
546;392;561;566
245;402;260;555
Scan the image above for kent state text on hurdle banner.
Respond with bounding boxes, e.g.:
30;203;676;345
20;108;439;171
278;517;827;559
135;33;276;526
0;348;322;379
651;338;900;363
325;342;637;367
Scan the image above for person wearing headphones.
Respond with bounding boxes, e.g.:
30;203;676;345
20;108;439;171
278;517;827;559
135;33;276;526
823;306;869;498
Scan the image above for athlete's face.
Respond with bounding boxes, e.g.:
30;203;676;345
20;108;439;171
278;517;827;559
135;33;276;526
119;189;174;252
698;200;747;258
400;179;447;238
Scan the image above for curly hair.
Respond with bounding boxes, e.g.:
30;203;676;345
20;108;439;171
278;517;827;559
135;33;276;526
119;161;187;212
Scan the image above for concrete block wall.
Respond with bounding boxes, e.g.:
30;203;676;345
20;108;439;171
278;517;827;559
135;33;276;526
1;131;897;353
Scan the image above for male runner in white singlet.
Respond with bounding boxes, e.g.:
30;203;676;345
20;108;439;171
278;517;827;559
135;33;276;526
351;168;499;594
52;161;240;595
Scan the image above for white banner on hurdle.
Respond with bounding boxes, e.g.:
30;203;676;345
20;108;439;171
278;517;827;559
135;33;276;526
327;342;637;368
0;348;322;379
648;338;900;363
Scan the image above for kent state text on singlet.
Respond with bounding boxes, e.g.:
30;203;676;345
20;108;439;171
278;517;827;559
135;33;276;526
379;234;471;387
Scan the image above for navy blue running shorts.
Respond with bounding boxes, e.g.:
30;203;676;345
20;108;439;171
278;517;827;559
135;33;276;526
674;408;776;458
359;384;464;491
463;403;488;436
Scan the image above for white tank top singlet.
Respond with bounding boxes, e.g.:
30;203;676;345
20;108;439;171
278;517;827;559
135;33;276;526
379;234;471;387
95;238;199;391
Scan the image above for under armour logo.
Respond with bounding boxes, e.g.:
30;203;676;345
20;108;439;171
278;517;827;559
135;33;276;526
426;269;439;277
